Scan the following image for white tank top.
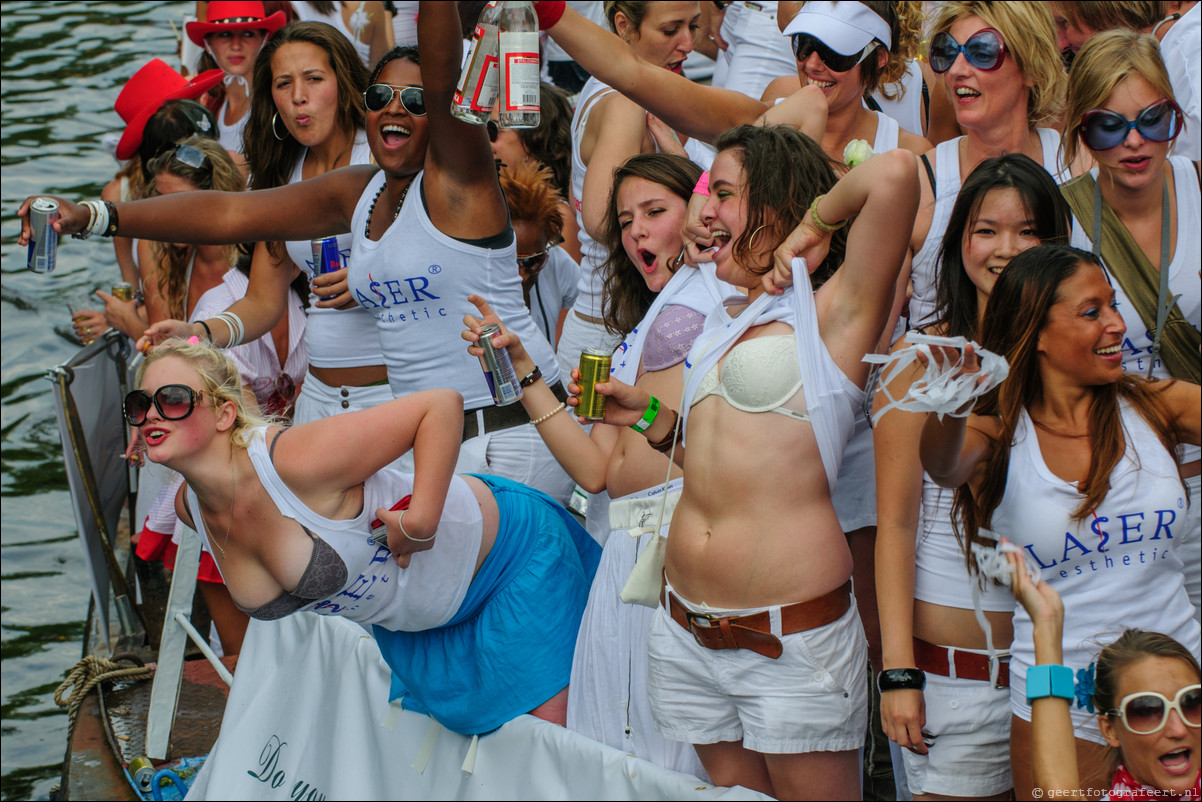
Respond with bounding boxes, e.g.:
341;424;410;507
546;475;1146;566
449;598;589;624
870;60;924;138
282;131;383;369
569;77;617;318
872;110;900;153
992;403;1199;723
909;128;1070;327
217;95;249;156
913;474;1013;612
346;171;561;406
193;427;482;632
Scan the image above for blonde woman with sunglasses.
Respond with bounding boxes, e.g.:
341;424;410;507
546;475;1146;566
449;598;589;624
1060;30;1202;627
1006;548;1201;800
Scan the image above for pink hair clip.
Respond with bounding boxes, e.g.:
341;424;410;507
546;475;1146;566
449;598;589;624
187;336;200;345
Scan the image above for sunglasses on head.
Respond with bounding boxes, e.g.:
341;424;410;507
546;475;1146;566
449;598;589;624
928;28;1006;74
791;33;878;73
1079;99;1184;152
363;84;426;115
123;384;206;427
1107;684;1201;735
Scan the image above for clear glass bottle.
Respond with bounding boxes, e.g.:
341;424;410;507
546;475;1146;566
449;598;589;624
497;1;540;129
451;1;502;124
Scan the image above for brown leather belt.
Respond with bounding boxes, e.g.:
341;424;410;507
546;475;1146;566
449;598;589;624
666;581;852;659
914;637;1010;688
461;382;568;442
573;310;606;326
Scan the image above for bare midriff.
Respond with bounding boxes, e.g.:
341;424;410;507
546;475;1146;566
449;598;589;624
308;363;389;387
664;397;852;609
914;600;1014;651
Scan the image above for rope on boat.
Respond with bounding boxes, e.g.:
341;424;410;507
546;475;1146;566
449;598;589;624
54;655;155;733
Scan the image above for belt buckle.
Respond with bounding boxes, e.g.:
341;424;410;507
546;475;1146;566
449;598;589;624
685;609;726;649
991;656;1008;690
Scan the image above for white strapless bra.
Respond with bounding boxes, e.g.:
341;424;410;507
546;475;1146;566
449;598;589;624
691;334;809;421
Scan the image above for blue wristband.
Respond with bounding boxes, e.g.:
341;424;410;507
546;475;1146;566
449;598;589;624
1026;664;1074;702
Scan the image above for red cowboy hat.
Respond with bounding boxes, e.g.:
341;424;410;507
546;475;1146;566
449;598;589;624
186;1;287;47
114;59;225;160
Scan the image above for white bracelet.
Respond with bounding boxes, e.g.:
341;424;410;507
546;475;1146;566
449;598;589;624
213;311;245;347
399;510;436;543
72;200;104;240
87;200;110;238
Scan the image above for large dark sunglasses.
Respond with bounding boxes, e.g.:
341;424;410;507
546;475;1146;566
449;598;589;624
791;33;878;73
363;84;426;115
486;120;500;143
1107;684;1201;735
1079;99;1184;152
123;384;206;426
928;28;1005;74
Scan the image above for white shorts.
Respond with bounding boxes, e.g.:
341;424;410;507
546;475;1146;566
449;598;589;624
646;581;868;754
899;671;1013;797
292;371;393;424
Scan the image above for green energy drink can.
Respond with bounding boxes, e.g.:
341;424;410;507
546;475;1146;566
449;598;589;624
576;349;611;420
112;282;133;302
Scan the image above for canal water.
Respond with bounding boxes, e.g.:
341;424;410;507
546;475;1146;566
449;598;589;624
1;3;189;798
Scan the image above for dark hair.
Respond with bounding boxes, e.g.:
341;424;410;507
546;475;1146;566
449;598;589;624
138;100;220;184
596;153;703;337
952;245;1179;570
244;21;369;193
511;82;574;198
369;45;420;84
713;124;846;288
1051;1;1167;34
934;154;1071;340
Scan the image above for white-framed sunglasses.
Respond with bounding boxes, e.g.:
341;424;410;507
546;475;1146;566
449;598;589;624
1107;683;1201;735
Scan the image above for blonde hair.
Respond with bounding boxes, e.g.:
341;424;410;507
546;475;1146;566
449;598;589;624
146;136;246;321
1061;29;1177;165
137;339;277;448
930;1;1066;127
1050;1;1167;34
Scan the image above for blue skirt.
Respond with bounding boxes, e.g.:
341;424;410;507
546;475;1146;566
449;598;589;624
373;474;601;735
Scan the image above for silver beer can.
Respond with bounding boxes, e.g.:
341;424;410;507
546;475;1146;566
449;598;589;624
27;197;60;273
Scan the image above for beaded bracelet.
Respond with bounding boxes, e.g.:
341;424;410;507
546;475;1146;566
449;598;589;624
809;194;846;233
531;402;566;426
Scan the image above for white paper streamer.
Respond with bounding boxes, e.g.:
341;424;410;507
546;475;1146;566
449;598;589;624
864;331;1009;424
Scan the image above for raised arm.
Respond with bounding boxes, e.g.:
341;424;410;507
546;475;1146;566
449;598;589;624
274;387;465;542
542;4;770;143
418;0;509;240
579;93;652;240
781;147;918;386
17;166;376;249
1155;379;1202;448
1007;549;1083;799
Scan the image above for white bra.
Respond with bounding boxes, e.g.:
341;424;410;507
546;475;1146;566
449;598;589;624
691;334;809;421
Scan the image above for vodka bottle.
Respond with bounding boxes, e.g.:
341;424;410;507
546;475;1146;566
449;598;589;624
497;1;540;129
451;1;502;124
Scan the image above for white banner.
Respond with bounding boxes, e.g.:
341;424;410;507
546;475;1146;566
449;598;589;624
187;614;768;801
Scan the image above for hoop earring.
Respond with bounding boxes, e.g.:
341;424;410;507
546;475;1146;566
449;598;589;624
747;225;766;252
272;113;288;141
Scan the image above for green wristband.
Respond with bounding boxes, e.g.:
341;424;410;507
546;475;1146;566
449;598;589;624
630;395;660;433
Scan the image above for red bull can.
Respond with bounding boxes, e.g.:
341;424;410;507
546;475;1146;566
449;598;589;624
309;237;341;278
477;323;523;406
27;197;59;273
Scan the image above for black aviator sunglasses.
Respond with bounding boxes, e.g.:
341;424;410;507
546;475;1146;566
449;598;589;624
363;84;426;116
